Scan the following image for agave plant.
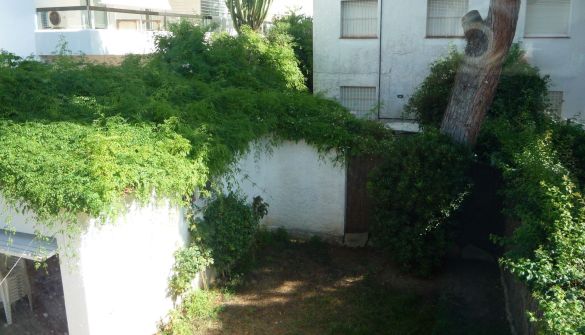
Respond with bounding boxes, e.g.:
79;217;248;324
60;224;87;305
225;0;274;33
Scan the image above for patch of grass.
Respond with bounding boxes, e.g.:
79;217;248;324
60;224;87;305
311;277;436;335
158;290;225;335
432;293;510;335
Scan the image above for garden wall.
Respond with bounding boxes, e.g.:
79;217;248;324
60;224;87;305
501;268;539;335
234;140;347;241
500;219;541;335
0;196;190;335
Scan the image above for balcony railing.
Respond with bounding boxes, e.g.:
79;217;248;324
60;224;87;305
36;6;207;31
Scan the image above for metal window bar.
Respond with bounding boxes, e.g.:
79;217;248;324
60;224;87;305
341;0;378;38
547;91;564;117
36;6;202;30
340;86;378;119
426;0;468;37
201;0;228;17
525;0;571;37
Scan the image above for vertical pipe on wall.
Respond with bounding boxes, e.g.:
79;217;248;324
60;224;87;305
377;0;386;120
86;0;93;29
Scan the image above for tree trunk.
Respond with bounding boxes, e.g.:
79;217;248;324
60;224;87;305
440;0;521;145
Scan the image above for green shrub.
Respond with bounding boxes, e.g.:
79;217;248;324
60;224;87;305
403;47;462;129
405;44;549;132
0;23;392;233
402;41;585;333
169;245;214;299
270;11;313;91
158;290;223;335
192;194;268;276
499;136;585;334
369;131;472;276
156;23;306;92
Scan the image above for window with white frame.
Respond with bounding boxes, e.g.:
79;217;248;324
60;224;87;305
426;0;468;37
525;0;571;37
340;0;378;38
547;91;564;117
340;86;377;118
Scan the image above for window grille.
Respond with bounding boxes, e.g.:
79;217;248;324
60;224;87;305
201;0;228;17
426;0;468;37
525;0;571;37
340;86;377;119
547;91;564;117
341;0;378;38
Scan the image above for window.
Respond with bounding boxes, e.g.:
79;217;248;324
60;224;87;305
547;91;564;117
117;19;139;30
426;0;468;37
525;0;571;37
340;86;377;118
341;0;378;38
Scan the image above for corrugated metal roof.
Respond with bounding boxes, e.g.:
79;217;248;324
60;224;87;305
0;229;58;261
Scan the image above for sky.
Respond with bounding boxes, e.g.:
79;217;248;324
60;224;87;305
270;0;313;17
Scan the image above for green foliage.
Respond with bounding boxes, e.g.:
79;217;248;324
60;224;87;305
0;117;203;230
192;193;268;276
409;43;585;333
403;47;462;129
156;23;306;92
158;290;224;335
0;23;390;233
270;11;313;91
405;44;549;132
498;135;585;335
226;0;273;33
169;245;214;299
369;131;472;276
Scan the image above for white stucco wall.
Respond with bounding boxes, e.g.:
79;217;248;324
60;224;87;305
0;196;189;335
234;140;346;240
0;0;36;57
35;29;160;55
314;0;585;121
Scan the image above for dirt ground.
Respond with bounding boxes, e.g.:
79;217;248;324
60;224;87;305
0;256;68;335
197;239;511;335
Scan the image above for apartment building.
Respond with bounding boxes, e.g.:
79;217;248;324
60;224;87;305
0;0;311;59
314;0;585;124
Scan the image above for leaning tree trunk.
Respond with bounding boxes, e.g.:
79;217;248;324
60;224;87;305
440;0;521;145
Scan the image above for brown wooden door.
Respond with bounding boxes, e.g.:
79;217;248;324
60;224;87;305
345;155;380;234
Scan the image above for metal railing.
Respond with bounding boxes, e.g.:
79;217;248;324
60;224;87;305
36;6;207;31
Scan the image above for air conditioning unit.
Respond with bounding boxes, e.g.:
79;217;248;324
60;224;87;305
41;11;62;29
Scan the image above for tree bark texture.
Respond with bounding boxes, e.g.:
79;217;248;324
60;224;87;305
440;0;521;145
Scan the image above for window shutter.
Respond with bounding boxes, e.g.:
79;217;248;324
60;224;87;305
340;86;377;119
525;0;571;36
426;0;468;37
341;0;378;38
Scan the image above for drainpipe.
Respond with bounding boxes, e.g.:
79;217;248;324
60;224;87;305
377;0;390;120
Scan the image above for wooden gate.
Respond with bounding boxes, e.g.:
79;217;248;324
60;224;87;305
345;155;381;235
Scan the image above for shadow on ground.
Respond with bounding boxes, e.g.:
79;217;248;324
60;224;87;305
206;240;510;335
0;256;68;335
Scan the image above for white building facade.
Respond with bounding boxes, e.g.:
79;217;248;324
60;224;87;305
314;0;585;122
0;0;310;59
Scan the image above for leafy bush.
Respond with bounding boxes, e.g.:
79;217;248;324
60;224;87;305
405;44;549;132
193;194;268;276
499;135;585;334
0;23;392;232
169;245;214;299
369;131;472;276
270;11;313;91
156;23;306;92
403;47;462;129
158;290;223;335
409;43;585;333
